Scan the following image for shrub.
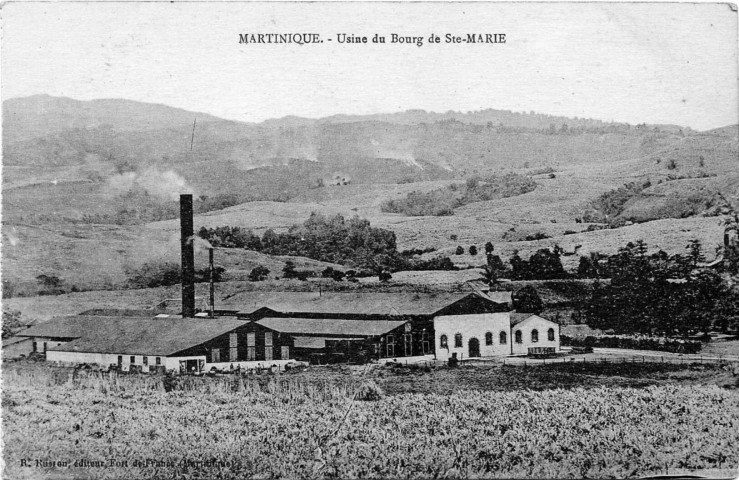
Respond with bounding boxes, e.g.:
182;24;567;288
248;266;270;282
126;262;181;289
469;245;478;256
562;335;702;354
355;381;385;401
455;246;464;255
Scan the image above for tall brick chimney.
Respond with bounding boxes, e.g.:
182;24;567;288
180;194;195;318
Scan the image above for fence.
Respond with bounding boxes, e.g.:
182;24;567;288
497;354;739;368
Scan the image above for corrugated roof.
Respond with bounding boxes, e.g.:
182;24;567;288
222;291;491;316
257;317;407;336
293;337;326;349
2;336;33;347
24;316;247;356
19;315;147;339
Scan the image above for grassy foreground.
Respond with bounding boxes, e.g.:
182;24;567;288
2;362;738;479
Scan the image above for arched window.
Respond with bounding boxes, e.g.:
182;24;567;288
515;330;522;344
548;328;555;341
440;335;448;349
499;331;507;344
485;332;493;345
454;333;463;348
531;329;539;343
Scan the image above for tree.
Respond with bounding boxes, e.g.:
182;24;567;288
469;245;478;256
455;246;464;255
282;261;297;279
513;286;544;314
2;310;24;339
378;270;392;282
527;248;567;279
687;239;705;267
484;242;494;255
482;254;505;285
248;266;270;282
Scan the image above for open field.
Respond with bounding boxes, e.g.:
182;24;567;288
3;361;738;479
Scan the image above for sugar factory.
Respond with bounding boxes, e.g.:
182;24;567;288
9;194;560;373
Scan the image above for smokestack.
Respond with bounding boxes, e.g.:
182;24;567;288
180;194;195;318
209;248;215;318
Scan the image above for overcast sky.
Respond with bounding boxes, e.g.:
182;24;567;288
2;2;737;130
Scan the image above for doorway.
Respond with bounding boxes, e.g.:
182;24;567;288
468;337;480;358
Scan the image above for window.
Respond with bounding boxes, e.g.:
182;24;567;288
499;331;507;344
281;346;290;360
422;330;430;354
247;332;256;360
386;335;396;357
265;346;273;361
229;333;238;362
143;356;149;366
440;335;448;349
264;332;273;346
454;333;463;348
130;356;136;364
531;329;539;343
118;355;123;365
485;332;493;346
32;342;37;353
211;348;221;363
43;342;47;353
548;328;555;341
155;357;161;365
515;331;522;344
404;334;412;356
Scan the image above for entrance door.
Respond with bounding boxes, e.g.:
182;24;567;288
185;359;199;373
468;337;480;358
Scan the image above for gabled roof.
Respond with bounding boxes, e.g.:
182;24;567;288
222;291;496;316
2;336;33;347
511;313;557;327
257;317;407;336
510;313;534;326
19;315;147;339
27;316;247;356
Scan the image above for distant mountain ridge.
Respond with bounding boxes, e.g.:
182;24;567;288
2;94;228;143
2;94;737;227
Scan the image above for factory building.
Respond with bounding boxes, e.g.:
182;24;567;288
7;195;560;371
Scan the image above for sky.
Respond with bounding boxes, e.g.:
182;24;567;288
1;2;737;130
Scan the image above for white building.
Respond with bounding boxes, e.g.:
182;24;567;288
434;312;560;361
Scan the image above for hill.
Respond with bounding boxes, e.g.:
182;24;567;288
2;95;737;303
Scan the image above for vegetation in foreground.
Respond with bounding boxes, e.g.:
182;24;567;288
3;362;738;479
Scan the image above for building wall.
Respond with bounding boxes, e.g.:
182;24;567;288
434;313;511;361
2;338;35;358
175;323;290;363
23;337;69;354
511;316;560;355
46;350;205;373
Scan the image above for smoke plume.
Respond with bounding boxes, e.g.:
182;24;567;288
107;168;194;200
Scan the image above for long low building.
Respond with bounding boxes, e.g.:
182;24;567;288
14;292;560;371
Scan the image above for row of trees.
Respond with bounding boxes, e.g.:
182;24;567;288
585;241;738;336
199;214;458;275
380;174;537;216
